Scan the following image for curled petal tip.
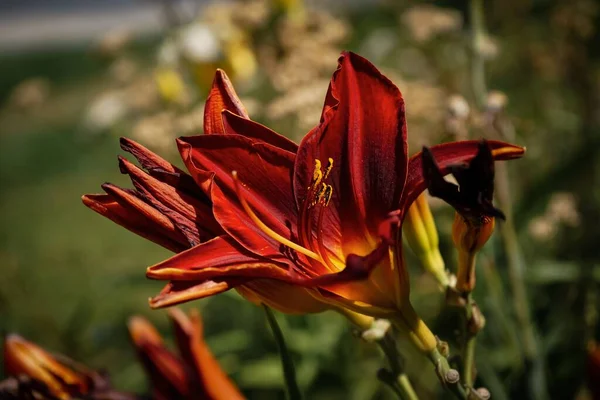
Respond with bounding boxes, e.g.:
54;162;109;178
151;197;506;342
81;194;108;213
490;143;526;159
148;297;160;309
145;265;161;279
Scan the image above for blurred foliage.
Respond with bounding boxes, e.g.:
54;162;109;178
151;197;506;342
1;0;600;399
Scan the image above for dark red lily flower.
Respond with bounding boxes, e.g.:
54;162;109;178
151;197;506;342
423;139;504;223
83;52;524;351
422;140;509;293
83;70;329;314
1;334;137;400
128;309;244;400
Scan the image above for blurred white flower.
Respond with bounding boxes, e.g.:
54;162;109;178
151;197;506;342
180;23;222;63
477;35;500;60
486;90;508;112
528;217;557;242
447;95;470;119
548;193;580;227
83;92;128;133
529;192;580;242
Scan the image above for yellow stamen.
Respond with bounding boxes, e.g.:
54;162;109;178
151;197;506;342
312;183;327;207
311;159;323;188
232;171;323;262
323;158;334;180
323;185;333;206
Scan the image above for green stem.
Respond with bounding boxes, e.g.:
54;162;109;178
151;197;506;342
461;294;478;388
427;348;468;400
496;165;549;400
378;331;420;400
467;0;547;396
262;305;302;400
463;335;477;388
397;373;419;400
469;0;487;108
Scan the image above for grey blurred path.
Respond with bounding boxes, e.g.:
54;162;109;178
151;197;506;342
0;0;374;52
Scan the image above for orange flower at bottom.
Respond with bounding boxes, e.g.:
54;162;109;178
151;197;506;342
2;334;134;400
128;309;244;400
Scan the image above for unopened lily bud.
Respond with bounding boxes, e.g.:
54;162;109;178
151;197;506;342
403;193;449;287
452;212;495;293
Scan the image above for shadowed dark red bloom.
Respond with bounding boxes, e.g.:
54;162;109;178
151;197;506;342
422;140;509;293
1;334;136;400
423;139;504;223
128;309;244;400
83;52;524;348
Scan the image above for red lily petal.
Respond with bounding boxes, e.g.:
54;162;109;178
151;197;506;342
146;236;290;281
82;193;188;253
119;157;222;245
120;137;205;199
178;134;299;261
169;309;245;400
222;110;298;152
149;280;238;309
177;138;217;196
294;51;408;254
236;281;331;314
402;140;525;210
100;183;192;246
204;70;249;134
128;316;188;399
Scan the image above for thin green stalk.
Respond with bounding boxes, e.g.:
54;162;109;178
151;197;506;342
427;348;468;400
377;331;419;400
496;161;548;400
262;305;302;400
467;0;547;396
469;0;487;108
463;335;477;388
397;373;419;400
459;293;480;389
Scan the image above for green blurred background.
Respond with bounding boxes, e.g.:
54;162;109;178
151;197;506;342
1;0;599;399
